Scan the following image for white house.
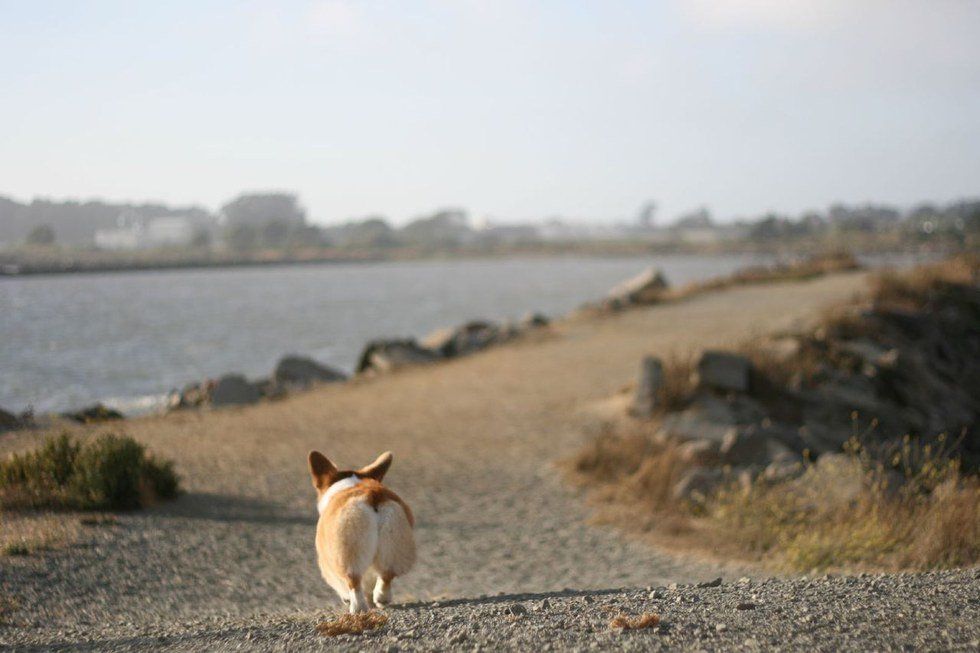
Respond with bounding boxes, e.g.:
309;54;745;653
95;214;197;249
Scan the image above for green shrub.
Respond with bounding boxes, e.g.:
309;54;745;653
0;433;180;511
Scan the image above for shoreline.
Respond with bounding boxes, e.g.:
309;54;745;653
0;242;952;278
2;252;867;430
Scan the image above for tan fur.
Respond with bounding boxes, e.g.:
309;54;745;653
308;451;416;614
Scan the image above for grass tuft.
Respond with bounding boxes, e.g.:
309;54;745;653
610;613;661;630
0;432;180;511
316;612;389;637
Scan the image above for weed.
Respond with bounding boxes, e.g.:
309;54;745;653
316;612;389;637
610;613;660;630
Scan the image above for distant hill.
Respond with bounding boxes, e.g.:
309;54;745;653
0;195;215;246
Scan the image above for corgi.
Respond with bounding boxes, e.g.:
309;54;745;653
308;450;416;613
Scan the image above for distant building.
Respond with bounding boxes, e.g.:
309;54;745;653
144;216;195;246
94;213;197;250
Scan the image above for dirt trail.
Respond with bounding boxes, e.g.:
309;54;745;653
1;272;869;646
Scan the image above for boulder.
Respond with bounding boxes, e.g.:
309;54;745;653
520;312;550;329
697;350;752;393
672;467;725;503
677;438;722;466
357;339;441;374
631;356;665;419
61;403;125;423
210;374;263;407
789;453;866;506
422;321;502;358
273;355;347;389
836;339;899;370
0;407;22;433
720;427;798;467
168;380;215;410
607;267;669;305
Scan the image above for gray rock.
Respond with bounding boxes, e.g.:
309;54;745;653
789;452;865;506
836;339;899;370
677;438;722;466
697;350;752;393
357;339;441;373
61;403;125;423
210;374;263;407
672;467;725;503
720;428;797;466
606;267;669;305
663;413;735;444
422;321;502;358
273;355;346;389
520;312;550;329
631;356;665;418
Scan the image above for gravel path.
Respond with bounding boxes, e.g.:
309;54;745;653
7;271;965;651
5;570;979;650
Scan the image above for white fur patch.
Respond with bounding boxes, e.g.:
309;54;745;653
318;475;361;515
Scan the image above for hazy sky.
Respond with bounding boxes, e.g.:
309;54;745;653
2;1;978;225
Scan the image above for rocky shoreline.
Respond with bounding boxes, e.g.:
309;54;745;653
0;253;861;434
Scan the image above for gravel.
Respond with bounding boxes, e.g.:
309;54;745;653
3;570;978;651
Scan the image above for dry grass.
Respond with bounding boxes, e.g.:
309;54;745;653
711;448;980;572
572;420;980;572
871;253;978;311
316;611;389;637
568;429;697;539
671;252;862;300
0;511;81;556
610;612;661;630
659;352;698;412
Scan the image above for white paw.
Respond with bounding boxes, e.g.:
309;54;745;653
374;581;391;606
349;591;369;614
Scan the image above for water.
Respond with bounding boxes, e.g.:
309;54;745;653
2;254;776;414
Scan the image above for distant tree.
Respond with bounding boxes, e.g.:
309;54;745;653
220;193;306;228
400;208;471;247
190;228;212;248
26;224;56;245
328;217;401;248
260;220;290;247
224;223;258;251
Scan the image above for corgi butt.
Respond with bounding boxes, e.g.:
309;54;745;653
308;450;416;613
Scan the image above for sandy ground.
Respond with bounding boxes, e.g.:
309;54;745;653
1;271;871;647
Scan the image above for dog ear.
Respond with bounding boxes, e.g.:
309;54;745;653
358;451;393;481
308;451;337;490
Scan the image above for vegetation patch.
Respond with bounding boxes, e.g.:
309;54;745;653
0;433;180;511
571;256;980;572
316;612;389;637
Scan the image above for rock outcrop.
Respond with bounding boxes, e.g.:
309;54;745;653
357;339;441;374
633;258;980;502
631;356;665;418
273;355;347;389
61;404;125;424
209;374;264;407
607;267;669;305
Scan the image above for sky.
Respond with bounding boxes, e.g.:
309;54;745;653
1;0;978;226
